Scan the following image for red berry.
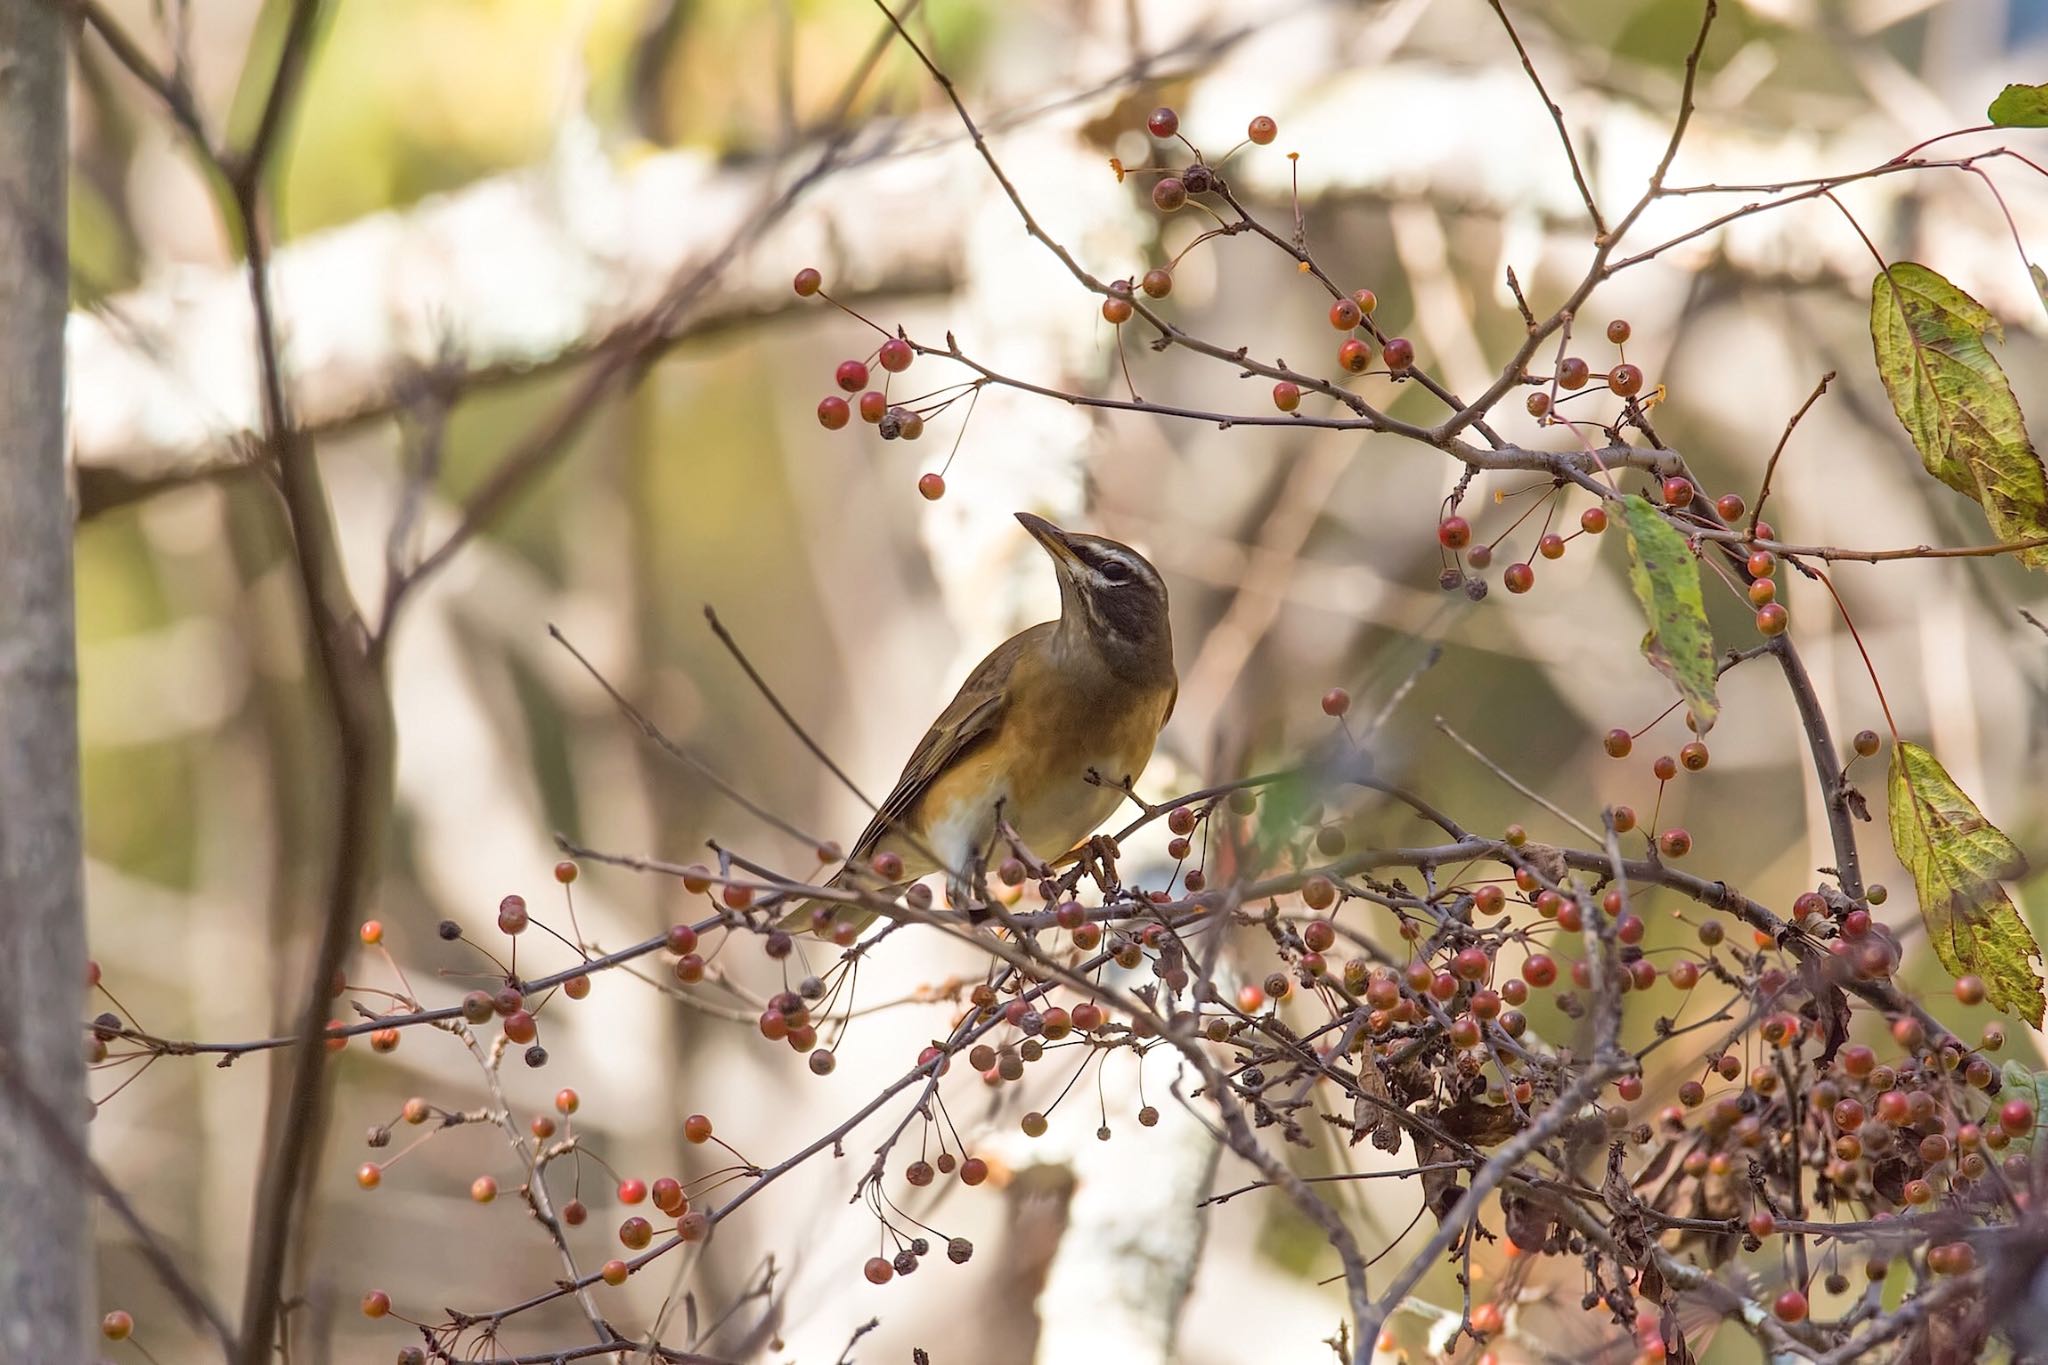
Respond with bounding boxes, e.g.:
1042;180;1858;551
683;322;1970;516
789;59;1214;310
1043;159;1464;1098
836;360;870;392
1606;319;1632;344
102;1311;134;1341
1611;804;1636;833
1608;363;1643;397
917;472;946;501
2001;1099;2035;1135
1381;337;1415;370
878;338;913;372
617;1178;647;1205
1956;975;1986;1005
1661;476;1693;506
1755;603;1789;636
1141;268;1173;298
600;1259;629;1285
618;1215;652;1249
1102;295;1134;324
683;1113;714;1143
1557;357;1589;389
554;1088;580;1115
1853;729;1882;757
865;1255;895;1284
1580;506;1608;534
361;1289;391;1318
1652;754;1677;781
1329;298;1362;330
793;267;822;297
471;1175;498;1203
1602;728;1632;758
1503;562;1534;593
1466;543;1493;569
1527;391;1552;417
1302;876;1336;911
1773;1291;1808;1324
1152;178;1187;212
503;1010;537;1044
817;395;850;430
1146;107;1179;139
497;894;527;935
1679;741;1709;771
1247;115;1277;145
1272;381;1301;412
1352;289;1378;315
1669;960;1699;990
858;390;888;423
1934;1241;1977;1274
1337;338;1371;373
1658;828;1692;858
1522;955;1557;989
1537;532;1565;560
357;1162;381;1190
1715;493;1746;521
1437;516;1471;549
1749;578;1776;606
1321;687;1351;718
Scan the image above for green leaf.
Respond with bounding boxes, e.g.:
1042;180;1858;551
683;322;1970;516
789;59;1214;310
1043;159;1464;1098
1989;83;2048;127
1870;263;2048;568
1619;493;1718;733
1887;741;2042;1025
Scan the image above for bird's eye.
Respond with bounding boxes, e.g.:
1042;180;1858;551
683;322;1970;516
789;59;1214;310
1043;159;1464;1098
1097;559;1131;584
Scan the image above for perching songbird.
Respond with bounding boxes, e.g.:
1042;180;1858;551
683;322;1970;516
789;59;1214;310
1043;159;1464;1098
789;512;1176;934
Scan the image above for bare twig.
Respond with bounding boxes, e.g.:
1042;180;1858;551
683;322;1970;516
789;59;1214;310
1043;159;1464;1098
1486;0;1606;237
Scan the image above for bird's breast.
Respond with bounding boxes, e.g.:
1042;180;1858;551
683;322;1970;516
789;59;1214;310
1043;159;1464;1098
917;661;1172;866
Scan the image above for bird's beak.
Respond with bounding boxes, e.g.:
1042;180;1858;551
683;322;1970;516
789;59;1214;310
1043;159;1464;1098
1016;511;1083;572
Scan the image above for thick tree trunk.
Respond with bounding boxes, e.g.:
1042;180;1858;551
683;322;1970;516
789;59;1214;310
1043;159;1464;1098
0;4;93;1363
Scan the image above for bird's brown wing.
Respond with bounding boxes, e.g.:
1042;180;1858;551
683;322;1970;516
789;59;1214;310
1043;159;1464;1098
845;623;1051;863
781;626;1047;933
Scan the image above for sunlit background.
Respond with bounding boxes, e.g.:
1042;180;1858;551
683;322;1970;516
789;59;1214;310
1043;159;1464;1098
69;0;2048;1360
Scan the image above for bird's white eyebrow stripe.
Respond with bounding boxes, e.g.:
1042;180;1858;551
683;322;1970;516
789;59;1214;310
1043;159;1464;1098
1080;544;1154;583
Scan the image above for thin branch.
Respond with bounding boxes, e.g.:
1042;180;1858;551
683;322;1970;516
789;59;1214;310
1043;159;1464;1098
1432;715;1602;841
1486;0;1606;237
548;625;833;851
1750;371;1835;535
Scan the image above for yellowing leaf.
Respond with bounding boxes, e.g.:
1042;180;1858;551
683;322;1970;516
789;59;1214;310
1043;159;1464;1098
1870;263;2048;568
2033;263;2048;323
1989;83;2048;127
1887;741;2042;1024
1619;494;1718;734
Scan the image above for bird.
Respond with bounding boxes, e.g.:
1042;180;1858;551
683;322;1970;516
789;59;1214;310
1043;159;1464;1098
787;512;1176;937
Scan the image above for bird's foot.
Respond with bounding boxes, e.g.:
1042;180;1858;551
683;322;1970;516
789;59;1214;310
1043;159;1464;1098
1077;833;1123;892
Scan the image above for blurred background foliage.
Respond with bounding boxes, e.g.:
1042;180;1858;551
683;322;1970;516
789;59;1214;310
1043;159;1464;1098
66;0;2048;1361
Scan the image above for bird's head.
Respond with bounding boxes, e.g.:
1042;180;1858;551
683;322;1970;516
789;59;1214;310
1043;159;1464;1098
1016;512;1173;678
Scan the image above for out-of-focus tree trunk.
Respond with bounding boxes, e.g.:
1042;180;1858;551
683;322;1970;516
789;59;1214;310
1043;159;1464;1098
0;5;92;1363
